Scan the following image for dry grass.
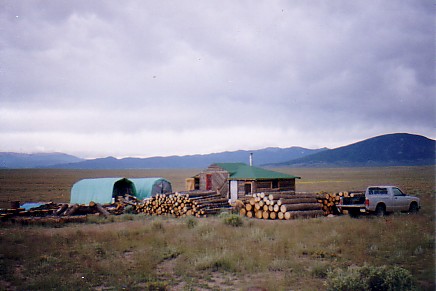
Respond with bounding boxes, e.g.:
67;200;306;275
0;166;434;290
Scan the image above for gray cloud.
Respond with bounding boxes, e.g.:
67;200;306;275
0;0;434;158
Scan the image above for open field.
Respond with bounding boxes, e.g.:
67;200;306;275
0;166;434;290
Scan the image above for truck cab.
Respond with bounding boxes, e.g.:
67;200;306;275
338;186;420;216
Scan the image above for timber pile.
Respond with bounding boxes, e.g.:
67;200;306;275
316;191;365;215
239;191;324;220
0;202;62;221
0;201;111;224
138;190;231;218
104;194;140;215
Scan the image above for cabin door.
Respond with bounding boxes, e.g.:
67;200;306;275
206;174;212;190
230;180;238;203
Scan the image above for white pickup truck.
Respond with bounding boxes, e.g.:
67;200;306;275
337;186;420;217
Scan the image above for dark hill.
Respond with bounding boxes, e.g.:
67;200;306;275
0;152;84;168
270;133;435;167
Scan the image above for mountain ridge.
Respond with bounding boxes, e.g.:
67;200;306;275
1;133;434;169
267;133;435;167
49;147;327;169
0;152;84;169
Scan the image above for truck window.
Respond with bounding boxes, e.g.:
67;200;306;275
392;188;404;196
368;187;388;195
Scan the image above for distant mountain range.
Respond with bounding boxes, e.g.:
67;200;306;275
0;133;434;169
45;147;327;169
268;133;435;167
0;152;84;168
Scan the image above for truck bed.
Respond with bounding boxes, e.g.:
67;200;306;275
341;192;365;205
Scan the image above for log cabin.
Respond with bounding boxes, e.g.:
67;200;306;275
186;163;300;203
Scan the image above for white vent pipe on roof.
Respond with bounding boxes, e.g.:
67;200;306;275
249;153;253;166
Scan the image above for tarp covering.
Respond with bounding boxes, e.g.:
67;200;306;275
70;177;172;204
129;178;172;200
21;202;46;211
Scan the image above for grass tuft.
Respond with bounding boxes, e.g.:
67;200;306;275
326;264;416;291
221;213;243;227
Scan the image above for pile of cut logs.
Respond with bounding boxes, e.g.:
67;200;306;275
137;190;232;218
0;191;232;223
316;191;364;216
1;190;362;224
239;191;324;220
0;201;113;224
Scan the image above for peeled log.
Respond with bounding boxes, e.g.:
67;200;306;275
268;193;316;201
284;210;324;220
185;190;217;198
268;193;297;201
262;211;269;220
277;197;317;206
54;204;69;216
63;204;80;216
273;204;280;212
95;203;110;218
280;203;322;213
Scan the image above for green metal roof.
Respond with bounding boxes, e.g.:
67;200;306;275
213;163;300;180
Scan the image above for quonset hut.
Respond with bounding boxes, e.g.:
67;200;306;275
70;177;172;204
187;163;300;203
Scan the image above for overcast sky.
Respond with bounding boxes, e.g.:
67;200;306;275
1;0;434;158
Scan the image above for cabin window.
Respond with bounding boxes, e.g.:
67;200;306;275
272;180;279;189
244;183;252;194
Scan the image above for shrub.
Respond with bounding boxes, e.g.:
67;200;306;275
222;213;243;227
326;264;416;291
186;217;198;229
151;220;164;231
311;263;330;279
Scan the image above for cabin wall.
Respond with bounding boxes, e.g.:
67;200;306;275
234;179;296;199
196;164;297;200
197;166;230;196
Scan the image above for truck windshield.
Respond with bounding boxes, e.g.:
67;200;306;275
392;188;404;196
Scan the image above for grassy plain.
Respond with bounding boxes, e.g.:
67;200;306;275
0;166;434;290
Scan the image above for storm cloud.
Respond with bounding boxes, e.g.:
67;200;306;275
0;0;434;158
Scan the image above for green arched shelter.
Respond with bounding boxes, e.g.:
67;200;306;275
70;177;172;204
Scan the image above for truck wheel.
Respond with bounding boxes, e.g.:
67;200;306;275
409;202;419;214
375;204;386;217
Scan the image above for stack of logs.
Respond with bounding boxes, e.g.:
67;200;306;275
2;190;362;224
0;201;113;224
316;191;364;216
239;191;324;220
137;190;231;218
